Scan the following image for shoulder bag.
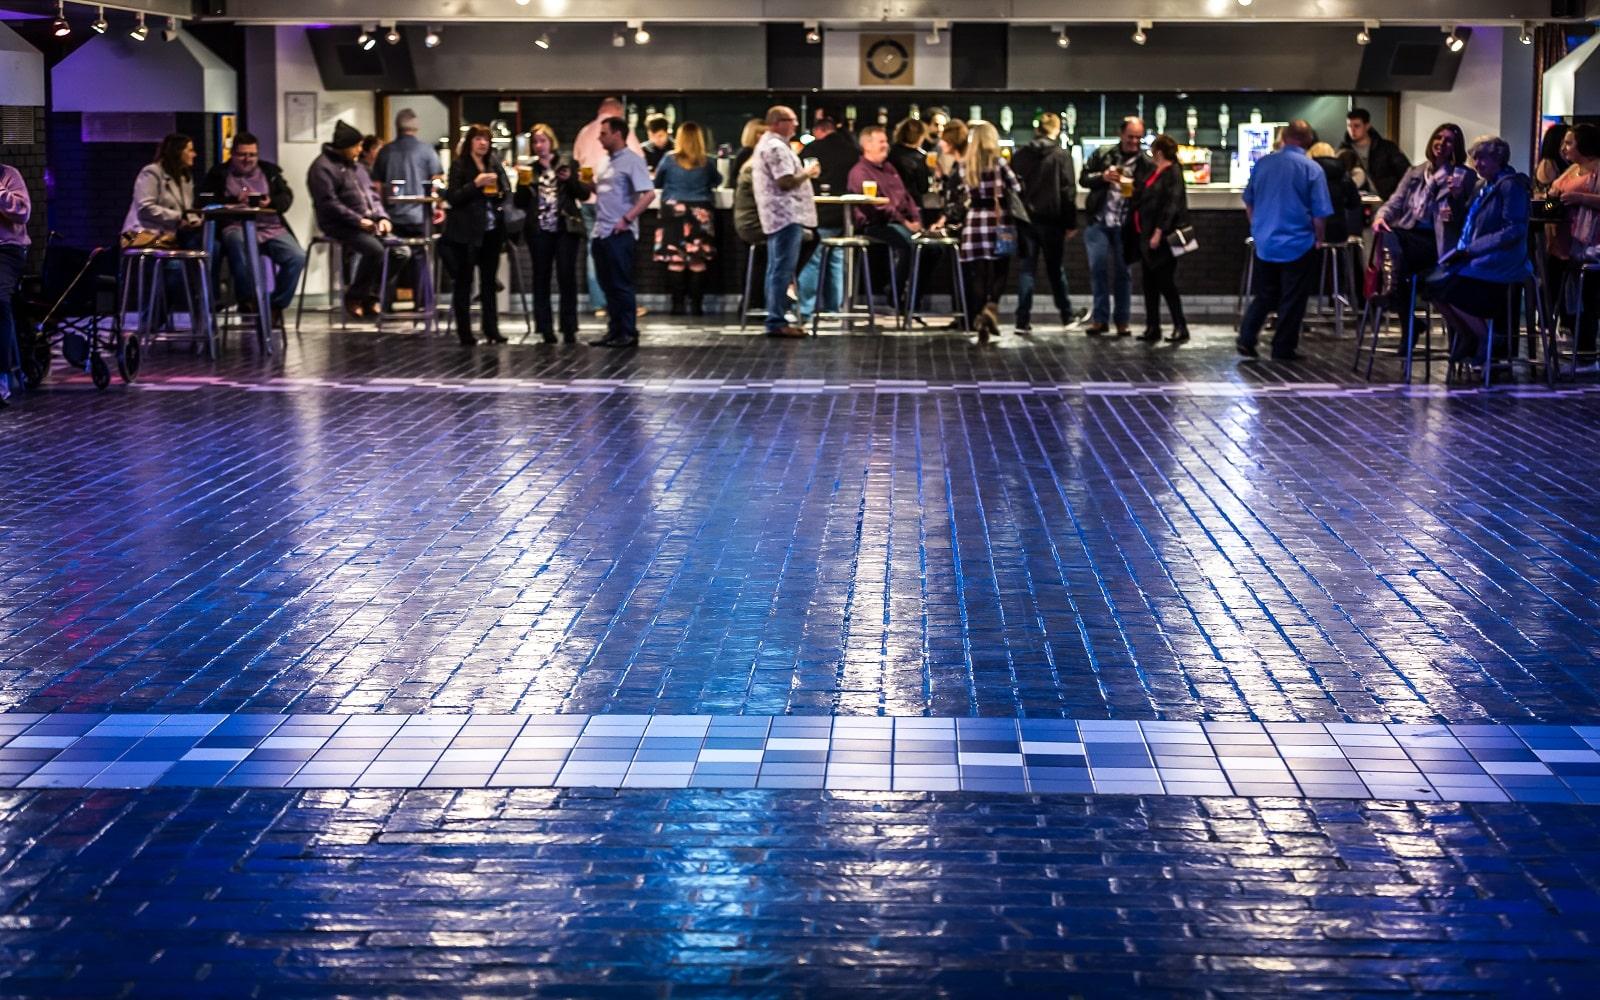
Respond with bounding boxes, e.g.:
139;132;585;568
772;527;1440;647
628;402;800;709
992;173;1017;257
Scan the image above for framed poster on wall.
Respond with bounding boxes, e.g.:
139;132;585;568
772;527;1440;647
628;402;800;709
284;92;318;143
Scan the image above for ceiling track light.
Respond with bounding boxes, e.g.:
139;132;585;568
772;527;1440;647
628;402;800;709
51;0;70;38
91;5;107;34
358;23;376;50
1237;0;1253;6
383;24;401;45
1132;20;1151;46
1519;22;1534;45
534;30;551;49
926;20;947;45
804;22;821;45
1054;25;1070;50
1443;25;1465;53
1356;20;1377;46
612;27;626;48
424;25;441;48
629;20;650;45
515;0;531;5
129;12;148;41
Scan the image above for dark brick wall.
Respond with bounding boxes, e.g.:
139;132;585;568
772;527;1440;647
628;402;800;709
0;106;48;267
46;112;223;252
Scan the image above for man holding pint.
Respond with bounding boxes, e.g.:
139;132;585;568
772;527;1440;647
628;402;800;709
1078;116;1151;337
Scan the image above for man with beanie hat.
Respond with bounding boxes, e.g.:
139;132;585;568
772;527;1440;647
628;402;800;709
306;119;406;319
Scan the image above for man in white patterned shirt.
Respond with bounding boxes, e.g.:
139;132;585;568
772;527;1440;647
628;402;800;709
752;105;819;338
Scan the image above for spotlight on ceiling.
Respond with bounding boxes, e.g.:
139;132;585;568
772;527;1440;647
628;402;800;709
424;25;441;48
1132;20;1151;45
804;22;821;45
1237;0;1253;6
630;20;650;45
535;31;551;49
91;5;107;33
129;12;148;41
926;20;946;45
51;1;70;37
1443;25;1465;53
384;24;401;45
515;0;531;5
1055;26;1070;49
357;24;375;50
1356;20;1376;46
163;16;180;41
1519;22;1534;45
612;27;626;48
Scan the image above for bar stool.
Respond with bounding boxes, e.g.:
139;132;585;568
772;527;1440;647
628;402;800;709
901;233;969;332
118;246;215;358
377;235;437;335
293;233;351;333
736;239;766;331
1313;237;1362;338
1236;237;1256;330
1564;263;1600;377
1354;271;1438;385
1447;277;1549;389
809;235;898;335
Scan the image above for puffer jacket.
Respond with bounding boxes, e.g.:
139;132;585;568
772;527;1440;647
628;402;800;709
306;144;386;239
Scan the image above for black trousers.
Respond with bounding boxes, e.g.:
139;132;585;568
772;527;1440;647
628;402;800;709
1239;249;1318;358
1016;220;1073;325
591;231;637;341
442;230;503;339
962;256;1010;325
1140;250;1187;333
341;231;409;305
528;227;580;336
0;245;22;378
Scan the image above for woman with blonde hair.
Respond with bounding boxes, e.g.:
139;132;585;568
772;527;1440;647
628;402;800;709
441;123;510;345
726;119;766;189
515;122;591;343
942;120;1022;342
652;121;722;315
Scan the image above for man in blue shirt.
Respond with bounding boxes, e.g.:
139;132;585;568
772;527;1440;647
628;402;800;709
589;116;656;349
1238;120;1334;361
373;109;443;238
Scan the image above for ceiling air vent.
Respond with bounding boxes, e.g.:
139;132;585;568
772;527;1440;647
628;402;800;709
1;107;35;145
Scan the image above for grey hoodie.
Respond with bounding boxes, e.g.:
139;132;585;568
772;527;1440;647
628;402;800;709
306;144;386;238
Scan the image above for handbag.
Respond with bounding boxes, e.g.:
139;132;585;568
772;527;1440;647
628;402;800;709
1165;225;1200;257
120;230;177;250
992;176;1017;258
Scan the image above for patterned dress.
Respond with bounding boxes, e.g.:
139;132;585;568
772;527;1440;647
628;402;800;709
652;158;721;269
945;160;1022;263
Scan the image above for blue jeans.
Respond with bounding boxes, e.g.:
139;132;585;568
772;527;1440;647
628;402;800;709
764;223;805;332
590;231;637;341
581;204;606;310
0;245;22;382
795;226;843;320
1083;223;1130;326
220;228;306;312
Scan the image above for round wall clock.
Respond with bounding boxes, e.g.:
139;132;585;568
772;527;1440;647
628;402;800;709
864;37;910;81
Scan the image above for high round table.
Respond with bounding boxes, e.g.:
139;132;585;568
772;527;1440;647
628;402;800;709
812;194;890;327
199;204;274;354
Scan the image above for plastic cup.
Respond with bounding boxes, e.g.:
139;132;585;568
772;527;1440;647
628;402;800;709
862;180;879;198
518;166;533;185
1120;176;1134;198
579;166;595;184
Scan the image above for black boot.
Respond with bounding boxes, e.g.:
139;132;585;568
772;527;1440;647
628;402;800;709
687;271;706;317
669;270;687;316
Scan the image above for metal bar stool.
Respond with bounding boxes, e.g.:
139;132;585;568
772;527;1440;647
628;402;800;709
1353;240;1439;385
809;235;898;335
1447;277;1548;388
1235;237;1256;330
737;239;766;331
118;246;215;358
1565;263;1600;377
377;235;437;335
1312;237;1362;338
293;234;351;334
902;233;969;332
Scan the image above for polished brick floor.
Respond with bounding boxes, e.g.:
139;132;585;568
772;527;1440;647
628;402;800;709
2;316;1599;995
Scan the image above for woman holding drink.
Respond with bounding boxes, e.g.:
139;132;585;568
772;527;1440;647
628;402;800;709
441;123;510;345
515;123;591;344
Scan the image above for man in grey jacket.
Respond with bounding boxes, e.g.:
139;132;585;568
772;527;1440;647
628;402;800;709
306;120;404;320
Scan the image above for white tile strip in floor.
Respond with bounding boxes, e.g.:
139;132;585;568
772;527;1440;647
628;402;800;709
3;714;1599;802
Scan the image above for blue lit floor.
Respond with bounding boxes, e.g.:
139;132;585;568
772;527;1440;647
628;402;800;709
2;318;1599;995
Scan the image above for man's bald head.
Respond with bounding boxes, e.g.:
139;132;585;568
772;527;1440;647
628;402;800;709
1281;120;1316;149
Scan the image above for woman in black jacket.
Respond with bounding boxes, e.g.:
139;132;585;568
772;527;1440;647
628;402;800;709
515;124;591;344
442;123;509;345
1125;133;1191;343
